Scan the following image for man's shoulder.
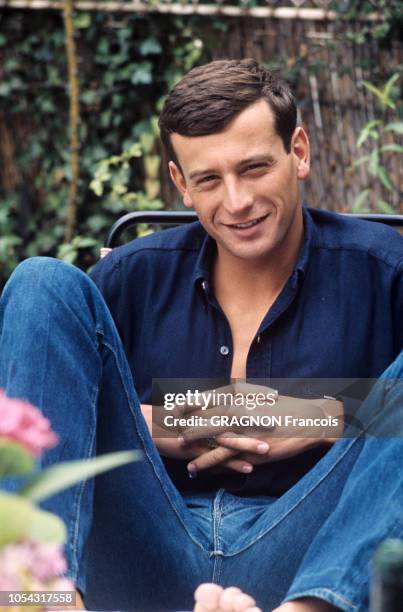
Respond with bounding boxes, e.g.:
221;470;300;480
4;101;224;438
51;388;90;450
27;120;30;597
90;220;207;292
93;219;205;276
307;208;403;269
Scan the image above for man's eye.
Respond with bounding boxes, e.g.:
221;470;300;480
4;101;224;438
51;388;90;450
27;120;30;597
246;163;267;172
199;175;218;184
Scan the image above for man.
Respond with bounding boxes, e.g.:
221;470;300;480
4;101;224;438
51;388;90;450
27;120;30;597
0;59;402;612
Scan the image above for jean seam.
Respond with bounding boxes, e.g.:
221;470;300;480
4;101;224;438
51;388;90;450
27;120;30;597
69;384;97;580
37;262;57;420
211;490;225;583
212;489;225;554
283;588;359;611
98;333;210;554
218;437;360;556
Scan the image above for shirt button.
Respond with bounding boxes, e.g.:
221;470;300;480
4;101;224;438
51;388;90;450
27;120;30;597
220;345;230;356
201;281;207;291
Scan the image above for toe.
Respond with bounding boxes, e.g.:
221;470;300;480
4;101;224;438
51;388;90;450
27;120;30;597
233;593;257;611
219;587;243;610
194;583;225;611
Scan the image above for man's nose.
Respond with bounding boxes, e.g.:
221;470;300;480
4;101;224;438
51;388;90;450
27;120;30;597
222;178;253;217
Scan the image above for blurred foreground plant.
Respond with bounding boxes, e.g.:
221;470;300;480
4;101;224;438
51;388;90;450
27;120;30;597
0;390;140;609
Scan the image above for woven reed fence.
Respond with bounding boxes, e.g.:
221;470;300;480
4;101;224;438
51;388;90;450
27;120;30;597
0;1;401;212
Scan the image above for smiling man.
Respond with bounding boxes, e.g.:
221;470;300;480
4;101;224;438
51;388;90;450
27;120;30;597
1;59;402;612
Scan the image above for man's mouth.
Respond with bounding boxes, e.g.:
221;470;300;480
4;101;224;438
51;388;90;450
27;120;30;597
227;213;270;230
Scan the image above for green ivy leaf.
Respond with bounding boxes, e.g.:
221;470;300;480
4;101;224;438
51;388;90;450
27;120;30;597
0;83;11;97
74;236;98;249
140;38;162;56
131;62;153;85
74;13;92;29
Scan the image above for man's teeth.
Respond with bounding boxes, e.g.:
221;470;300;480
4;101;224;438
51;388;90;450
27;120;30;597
232;216;265;229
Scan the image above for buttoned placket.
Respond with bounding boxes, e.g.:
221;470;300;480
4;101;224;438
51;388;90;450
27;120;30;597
246;269;304;379
199;278;233;376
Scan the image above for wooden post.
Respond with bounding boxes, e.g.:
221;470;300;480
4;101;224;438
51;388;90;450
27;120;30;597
63;0;80;243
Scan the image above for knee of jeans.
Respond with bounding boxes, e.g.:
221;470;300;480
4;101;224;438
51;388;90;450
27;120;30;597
2;257;91;304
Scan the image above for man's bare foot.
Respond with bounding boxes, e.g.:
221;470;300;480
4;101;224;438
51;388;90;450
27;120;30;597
194;584;261;612
193;584;338;612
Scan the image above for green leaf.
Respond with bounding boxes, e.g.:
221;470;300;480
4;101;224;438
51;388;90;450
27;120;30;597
384;73;400;101
362;80;383;100
74;236;98;249
352;190;370;213
140;132;155;154
357;124;379;148
368;148;380;176
86;214;109;233
0;439;35;477
385;122;403;135
381;144;403;154
139;38;162;56
350;155;370;169
81;90;98;105
0;492;66;547
21;450;141;502
376;199;395;215
131;62;153;85
74;12;92;29
89;178;104;197
0;83;11;97
377;166;395;192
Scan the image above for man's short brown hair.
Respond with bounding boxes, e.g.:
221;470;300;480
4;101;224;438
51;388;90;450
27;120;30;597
159;58;297;167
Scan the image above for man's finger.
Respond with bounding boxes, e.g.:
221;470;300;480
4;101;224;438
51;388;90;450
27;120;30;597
187;446;238;476
215;433;270;456
222;457;254;474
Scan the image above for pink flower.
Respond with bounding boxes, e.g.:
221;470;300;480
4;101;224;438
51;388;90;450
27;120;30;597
0;540;69;583
0;390;58;457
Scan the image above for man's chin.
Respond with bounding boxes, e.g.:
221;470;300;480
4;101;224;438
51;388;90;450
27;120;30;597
217;242;277;264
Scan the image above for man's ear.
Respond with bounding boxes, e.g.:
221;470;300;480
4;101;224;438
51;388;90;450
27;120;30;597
168;161;193;208
291;127;310;180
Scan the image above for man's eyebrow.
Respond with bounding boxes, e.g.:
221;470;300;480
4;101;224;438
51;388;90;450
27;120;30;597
188;155;275;181
238;154;276;167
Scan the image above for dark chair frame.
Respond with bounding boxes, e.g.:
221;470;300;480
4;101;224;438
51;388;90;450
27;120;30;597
104;210;403;250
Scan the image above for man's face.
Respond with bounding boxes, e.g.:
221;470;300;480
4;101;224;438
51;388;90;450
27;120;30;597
169;99;310;265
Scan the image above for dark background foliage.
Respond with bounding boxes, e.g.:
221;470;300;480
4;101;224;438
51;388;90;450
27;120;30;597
0;0;402;286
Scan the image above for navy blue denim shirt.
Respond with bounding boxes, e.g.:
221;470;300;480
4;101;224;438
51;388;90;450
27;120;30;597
91;207;403;496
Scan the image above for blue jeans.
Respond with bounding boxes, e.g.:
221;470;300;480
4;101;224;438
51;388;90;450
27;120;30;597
0;257;402;612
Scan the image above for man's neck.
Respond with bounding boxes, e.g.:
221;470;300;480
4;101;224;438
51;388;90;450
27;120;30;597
213;212;304;306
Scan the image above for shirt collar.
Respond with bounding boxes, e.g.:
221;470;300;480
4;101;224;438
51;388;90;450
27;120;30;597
192;205;314;291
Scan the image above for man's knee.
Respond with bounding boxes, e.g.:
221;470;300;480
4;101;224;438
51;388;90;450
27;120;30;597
2;257;93;305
